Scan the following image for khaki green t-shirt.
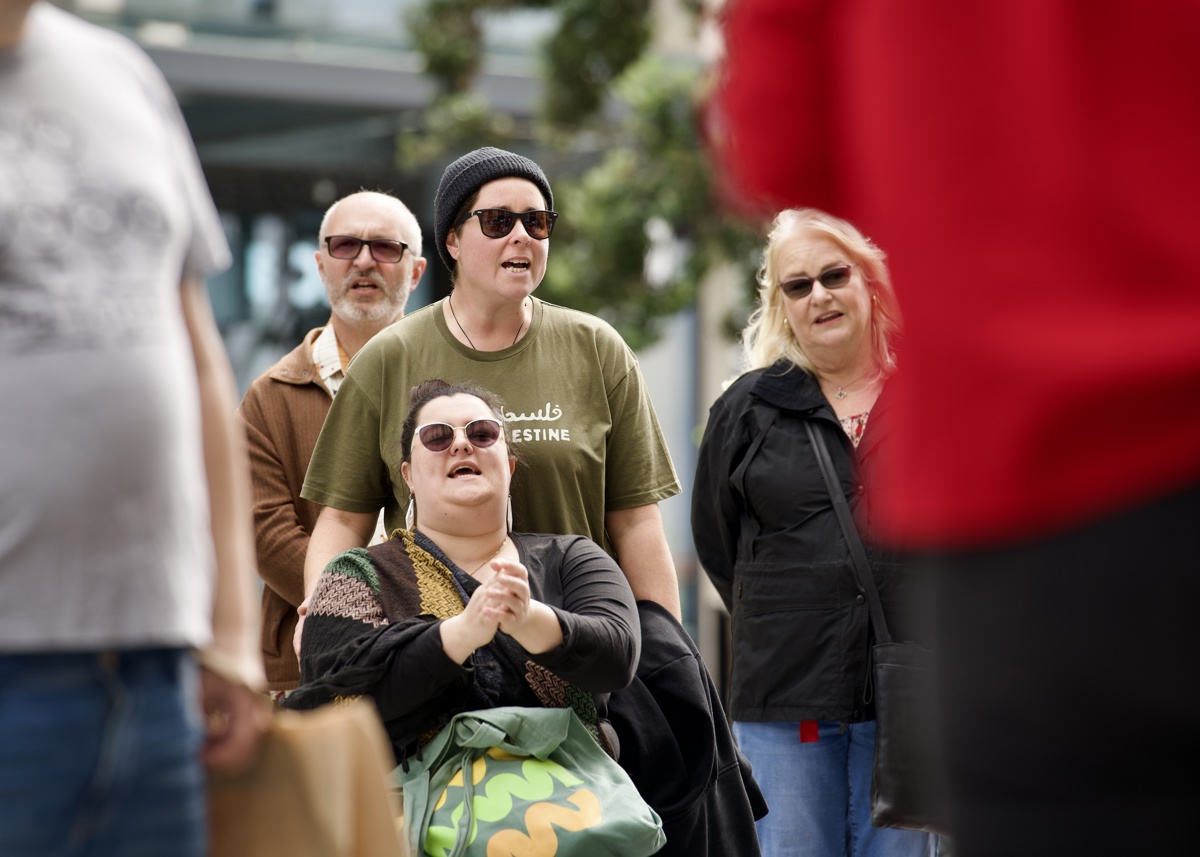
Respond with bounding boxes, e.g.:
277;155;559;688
301;297;680;556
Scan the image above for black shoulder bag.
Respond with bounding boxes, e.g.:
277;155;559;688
805;421;949;834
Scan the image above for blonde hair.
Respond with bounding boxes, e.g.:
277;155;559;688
742;208;901;377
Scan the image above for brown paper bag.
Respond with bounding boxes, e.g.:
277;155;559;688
208;698;406;857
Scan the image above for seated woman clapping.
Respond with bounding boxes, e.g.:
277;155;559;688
284;379;640;761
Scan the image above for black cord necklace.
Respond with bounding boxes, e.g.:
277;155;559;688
448;292;524;349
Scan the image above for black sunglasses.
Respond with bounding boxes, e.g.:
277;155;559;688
779;264;855;299
415;419;504;453
455;209;558;240
324;235;409;264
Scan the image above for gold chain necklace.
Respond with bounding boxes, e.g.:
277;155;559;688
467;537;508;576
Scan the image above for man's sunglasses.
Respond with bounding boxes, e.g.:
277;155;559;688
324;235;409;264
455;209;558;240
416;419;505;452
779;264;855;299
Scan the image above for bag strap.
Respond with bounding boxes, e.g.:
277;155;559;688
804;421;893;645
451;746;476;857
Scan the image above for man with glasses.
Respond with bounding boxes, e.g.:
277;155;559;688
238;190;426;700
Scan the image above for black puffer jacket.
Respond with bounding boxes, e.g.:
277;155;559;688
692;361;920;723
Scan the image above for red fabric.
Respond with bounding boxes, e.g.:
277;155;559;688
713;0;1200;548
799;720;820;743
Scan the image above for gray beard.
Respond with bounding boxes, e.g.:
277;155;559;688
330;291;406;325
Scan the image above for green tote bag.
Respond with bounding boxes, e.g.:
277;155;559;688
395;706;666;857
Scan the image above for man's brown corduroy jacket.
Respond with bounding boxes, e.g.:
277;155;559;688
238;325;332;690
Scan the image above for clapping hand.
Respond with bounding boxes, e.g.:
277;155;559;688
440;576;502;662
478;559;563;655
479;559;533;634
442;559;564;659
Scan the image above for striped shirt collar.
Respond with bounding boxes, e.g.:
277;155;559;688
311;323;347;398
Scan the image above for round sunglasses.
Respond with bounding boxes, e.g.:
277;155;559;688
415;418;505;452
324;235;409;263
455;209;558;240
779;263;855;299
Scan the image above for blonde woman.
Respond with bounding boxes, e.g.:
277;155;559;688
691;209;933;857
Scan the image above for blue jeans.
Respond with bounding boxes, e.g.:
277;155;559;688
735;720;937;857
0;648;206;857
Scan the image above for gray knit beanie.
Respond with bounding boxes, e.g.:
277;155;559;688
434;146;555;274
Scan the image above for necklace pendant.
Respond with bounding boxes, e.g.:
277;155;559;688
836;387;847;400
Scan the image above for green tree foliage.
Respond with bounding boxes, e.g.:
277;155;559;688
406;0;649;123
406;0;488;91
539;58;759;350
541;0;651;125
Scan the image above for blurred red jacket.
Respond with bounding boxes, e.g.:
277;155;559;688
713;0;1200;548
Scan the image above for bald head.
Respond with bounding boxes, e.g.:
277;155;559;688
318;191;423;258
315;191;427;344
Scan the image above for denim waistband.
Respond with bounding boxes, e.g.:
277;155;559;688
0;648;192;685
